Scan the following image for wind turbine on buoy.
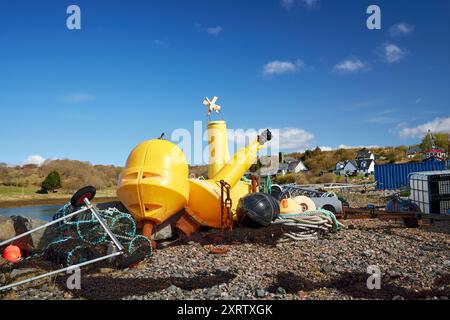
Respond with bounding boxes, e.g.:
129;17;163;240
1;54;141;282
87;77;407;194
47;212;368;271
202;96;221;116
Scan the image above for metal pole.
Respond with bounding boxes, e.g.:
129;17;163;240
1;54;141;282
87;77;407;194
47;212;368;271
83;198;124;251
0;200;127;291
0;251;123;291
0;206;90;248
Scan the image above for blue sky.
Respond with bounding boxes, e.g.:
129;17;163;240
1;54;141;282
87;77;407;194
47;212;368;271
0;0;449;166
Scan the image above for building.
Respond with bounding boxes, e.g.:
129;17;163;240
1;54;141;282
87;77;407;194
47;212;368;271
335;148;375;176
424;148;447;161
259;153;308;177
423;129;448;161
407;145;422;158
287;160;308;174
356;148;375;161
257;155;279;177
277;163;289;176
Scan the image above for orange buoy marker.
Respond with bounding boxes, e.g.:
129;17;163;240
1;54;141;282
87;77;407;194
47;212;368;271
2;244;22;263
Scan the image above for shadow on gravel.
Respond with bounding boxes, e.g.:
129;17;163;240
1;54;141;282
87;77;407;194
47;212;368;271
356;220;450;236
57;270;236;300
267;271;450;299
171;225;339;248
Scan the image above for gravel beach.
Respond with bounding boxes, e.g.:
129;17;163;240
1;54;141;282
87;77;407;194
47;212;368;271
1;217;449;300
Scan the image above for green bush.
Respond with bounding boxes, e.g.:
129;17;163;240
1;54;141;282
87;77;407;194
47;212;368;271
273;174;297;184
41;171;62;192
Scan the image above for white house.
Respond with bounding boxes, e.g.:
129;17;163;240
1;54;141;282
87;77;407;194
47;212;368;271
335;149;376;176
356;149;375;161
288;160;308;174
407;146;422;159
336;161;358;176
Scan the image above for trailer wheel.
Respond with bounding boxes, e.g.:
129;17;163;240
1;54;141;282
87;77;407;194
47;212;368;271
402;202;421;228
402;217;419;228
71;186;97;207
322;205;337;214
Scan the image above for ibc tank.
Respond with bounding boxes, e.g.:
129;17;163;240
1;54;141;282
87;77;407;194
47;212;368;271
116;139;189;224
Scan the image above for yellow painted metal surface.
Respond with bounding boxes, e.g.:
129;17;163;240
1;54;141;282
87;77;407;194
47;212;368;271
186;179;252;228
186;136;262;228
212;140;264;188
116;139;189;224
207;121;230;179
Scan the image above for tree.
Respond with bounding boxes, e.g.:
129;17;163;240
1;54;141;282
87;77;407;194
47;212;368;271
420;132;449;151
41;171;62;193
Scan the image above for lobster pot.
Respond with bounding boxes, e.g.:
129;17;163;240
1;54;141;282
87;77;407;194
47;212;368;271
409;170;450;214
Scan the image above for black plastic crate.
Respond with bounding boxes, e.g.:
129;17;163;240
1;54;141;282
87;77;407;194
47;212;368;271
430;199;450;215
428;173;450;196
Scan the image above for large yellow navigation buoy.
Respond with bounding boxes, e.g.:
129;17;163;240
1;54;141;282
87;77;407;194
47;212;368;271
207;120;230;179
116;139;189;224
185;131;271;229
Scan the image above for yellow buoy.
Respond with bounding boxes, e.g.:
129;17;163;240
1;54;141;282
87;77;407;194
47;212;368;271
186;135;269;228
207;121;230;179
116;139;189;224
279;198;302;215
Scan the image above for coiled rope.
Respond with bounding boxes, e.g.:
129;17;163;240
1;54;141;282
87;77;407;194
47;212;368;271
273;209;344;242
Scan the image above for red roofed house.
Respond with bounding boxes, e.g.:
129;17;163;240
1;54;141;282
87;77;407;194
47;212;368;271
423;130;447;161
424;148;447;161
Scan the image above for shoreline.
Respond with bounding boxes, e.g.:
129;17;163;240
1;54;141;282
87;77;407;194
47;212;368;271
0;197;119;209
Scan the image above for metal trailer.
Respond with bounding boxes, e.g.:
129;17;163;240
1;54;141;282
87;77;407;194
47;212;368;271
374;160;445;190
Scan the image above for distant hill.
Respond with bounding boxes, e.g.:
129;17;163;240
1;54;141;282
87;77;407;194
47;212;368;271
0;159;209;193
0;160;123;192
0;139;445;192
273;145;423;185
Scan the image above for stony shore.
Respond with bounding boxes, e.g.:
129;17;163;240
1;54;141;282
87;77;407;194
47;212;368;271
1;218;449;300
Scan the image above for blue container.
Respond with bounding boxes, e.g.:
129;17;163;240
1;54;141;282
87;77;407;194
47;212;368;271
375;160;445;190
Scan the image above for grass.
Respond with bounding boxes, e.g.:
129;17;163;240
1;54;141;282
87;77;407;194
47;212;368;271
0;185;36;196
0;185;117;202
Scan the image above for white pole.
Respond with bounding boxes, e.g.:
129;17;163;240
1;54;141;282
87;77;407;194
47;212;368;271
0;206;90;247
0;251;123;291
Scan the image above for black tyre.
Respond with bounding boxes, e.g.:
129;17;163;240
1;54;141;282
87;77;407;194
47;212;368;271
322;205;337;215
71;186;97;207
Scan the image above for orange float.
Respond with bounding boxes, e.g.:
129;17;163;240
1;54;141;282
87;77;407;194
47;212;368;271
2;244;22;263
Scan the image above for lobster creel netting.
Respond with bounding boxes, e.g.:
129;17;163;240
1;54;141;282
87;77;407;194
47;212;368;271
44;204;153;268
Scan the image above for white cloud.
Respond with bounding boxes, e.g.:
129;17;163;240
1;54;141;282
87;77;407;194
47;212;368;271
22;155;46;166
62;93;95;103
153;39;168;46
227;127;314;152
281;0;295;10
206;26;223;36
382;43;407;63
390;23;415;37
320;145;380;151
337;144;380;150
281;0;319;10
302;0;320;8
334;58;368;73
262;59;304;76
278;128;314;150
398;117;450;138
